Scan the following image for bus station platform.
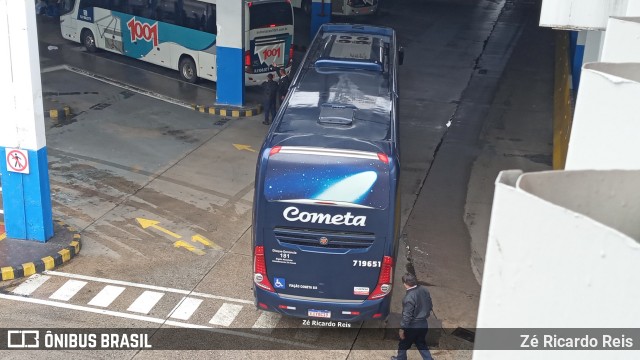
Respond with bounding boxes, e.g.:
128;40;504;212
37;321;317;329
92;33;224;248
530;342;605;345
0;221;81;281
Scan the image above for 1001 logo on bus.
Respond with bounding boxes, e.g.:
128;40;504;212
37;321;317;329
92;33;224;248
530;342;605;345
255;44;284;65
126;18;158;47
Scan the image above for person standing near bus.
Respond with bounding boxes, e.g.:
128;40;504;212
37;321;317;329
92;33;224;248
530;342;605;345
277;68;291;108
262;73;279;125
392;273;434;360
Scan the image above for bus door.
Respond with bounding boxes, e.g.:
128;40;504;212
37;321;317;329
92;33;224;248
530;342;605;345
246;1;294;76
258;147;394;308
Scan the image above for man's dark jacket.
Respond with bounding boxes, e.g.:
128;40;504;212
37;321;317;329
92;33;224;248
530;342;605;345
400;285;432;329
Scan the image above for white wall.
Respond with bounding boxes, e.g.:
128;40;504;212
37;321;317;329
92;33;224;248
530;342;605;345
601;17;640;62
474;169;640;359
540;0;638;30
565;63;640;170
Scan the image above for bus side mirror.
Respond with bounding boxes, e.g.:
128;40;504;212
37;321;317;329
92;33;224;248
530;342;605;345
398;47;405;66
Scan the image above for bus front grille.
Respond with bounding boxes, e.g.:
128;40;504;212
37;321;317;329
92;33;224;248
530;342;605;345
273;227;375;249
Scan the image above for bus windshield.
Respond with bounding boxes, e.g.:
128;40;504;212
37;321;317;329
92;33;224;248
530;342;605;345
249;2;293;29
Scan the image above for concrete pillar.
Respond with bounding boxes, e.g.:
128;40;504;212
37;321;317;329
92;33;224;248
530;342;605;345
216;0;244;106
310;0;331;41
0;0;53;242
566;63;640;170
601;17;640;62
475;169;640;359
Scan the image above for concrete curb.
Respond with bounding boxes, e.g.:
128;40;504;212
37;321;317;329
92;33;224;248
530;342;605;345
44;105;71;120
192;103;263;117
0;220;81;281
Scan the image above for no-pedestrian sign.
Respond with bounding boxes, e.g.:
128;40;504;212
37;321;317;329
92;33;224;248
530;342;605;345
5;148;30;174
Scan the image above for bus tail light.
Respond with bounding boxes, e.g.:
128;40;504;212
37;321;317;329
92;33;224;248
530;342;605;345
269;146;282;156
368;256;393;300
377;153;389;164
245;51;252;73
254;246;275;292
278;305;296;310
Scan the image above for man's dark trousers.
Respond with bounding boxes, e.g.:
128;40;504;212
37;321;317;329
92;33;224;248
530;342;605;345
263;98;276;124
396;327;433;360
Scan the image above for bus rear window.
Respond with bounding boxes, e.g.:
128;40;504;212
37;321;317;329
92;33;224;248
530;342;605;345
264;151;389;210
249;2;293;29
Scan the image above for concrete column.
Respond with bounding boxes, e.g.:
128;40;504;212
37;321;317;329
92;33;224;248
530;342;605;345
601;17;640;62
310;0;331;41
475;169;640;359
216;0;244;106
566;63;640;170
0;0;53;242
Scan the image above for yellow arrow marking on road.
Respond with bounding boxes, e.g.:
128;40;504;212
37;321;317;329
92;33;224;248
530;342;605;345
136;218;182;239
192;234;222;250
173;241;205;255
0;222;5;241
233;144;256;152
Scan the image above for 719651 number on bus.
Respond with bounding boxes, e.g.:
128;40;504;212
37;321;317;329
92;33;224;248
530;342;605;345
353;260;381;267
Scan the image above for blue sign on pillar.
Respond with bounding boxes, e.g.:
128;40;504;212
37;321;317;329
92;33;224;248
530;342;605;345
0;1;54;242
216;0;244;107
311;0;331;41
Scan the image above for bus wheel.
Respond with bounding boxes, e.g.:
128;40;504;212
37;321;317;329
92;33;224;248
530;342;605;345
302;0;311;15
82;29;97;53
179;57;197;83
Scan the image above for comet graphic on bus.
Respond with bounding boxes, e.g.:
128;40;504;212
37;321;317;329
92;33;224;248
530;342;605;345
126;17;158;47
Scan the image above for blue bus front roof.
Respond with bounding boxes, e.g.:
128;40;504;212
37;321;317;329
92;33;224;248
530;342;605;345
272;24;396;143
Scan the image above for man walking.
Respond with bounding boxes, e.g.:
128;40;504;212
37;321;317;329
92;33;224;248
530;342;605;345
262;73;278;125
392;273;434;360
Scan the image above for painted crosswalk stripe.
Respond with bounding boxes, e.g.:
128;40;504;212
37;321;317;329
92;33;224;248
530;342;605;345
127;291;164;314
252;311;281;333
169;297;203;321
49;279;87;301
209;303;243;326
12;274;51;296
87;285;126;307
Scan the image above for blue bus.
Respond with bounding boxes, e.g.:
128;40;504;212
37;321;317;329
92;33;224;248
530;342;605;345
60;0;294;85
253;24;403;321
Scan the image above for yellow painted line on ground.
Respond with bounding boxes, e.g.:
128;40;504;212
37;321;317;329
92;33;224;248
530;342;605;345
233;144;256;152
173;241;205;256
136;218;182;239
192;234;221;250
0;233;5;242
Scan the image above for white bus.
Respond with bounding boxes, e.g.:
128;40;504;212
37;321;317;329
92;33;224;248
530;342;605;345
291;0;378;17
59;0;294;85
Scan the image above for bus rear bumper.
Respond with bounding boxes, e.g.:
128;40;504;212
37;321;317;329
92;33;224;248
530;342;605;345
255;288;392;322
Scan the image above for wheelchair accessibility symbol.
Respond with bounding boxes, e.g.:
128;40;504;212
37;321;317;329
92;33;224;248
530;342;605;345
274;277;286;289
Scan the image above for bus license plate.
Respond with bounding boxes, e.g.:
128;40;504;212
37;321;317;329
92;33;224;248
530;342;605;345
308;309;331;318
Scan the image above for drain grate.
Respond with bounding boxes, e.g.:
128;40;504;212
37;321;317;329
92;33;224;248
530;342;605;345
452;327;475;343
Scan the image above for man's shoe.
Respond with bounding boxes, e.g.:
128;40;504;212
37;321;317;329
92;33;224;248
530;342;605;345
262;121;270;125
390;357;398;360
